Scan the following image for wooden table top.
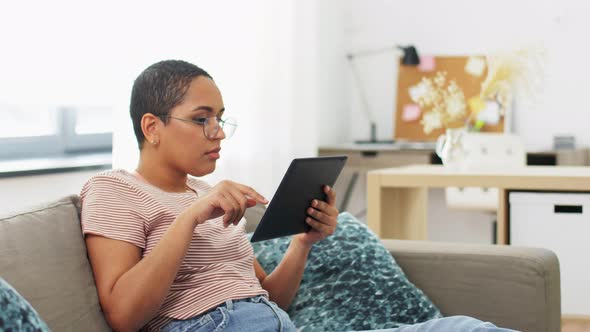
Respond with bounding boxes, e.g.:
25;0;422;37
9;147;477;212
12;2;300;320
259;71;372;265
369;165;590;191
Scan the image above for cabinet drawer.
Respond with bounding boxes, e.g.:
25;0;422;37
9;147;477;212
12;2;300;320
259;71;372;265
510;192;590;315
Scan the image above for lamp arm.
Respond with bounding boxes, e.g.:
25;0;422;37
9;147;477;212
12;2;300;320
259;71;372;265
348;57;375;125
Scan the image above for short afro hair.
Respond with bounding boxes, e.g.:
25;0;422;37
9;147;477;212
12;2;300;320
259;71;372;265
129;60;212;148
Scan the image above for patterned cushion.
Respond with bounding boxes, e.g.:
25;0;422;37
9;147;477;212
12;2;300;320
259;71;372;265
251;212;442;331
0;277;50;332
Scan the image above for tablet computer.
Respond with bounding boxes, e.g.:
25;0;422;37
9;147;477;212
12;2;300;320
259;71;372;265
250;156;347;242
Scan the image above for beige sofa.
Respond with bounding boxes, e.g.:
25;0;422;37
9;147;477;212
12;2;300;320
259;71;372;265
0;195;561;332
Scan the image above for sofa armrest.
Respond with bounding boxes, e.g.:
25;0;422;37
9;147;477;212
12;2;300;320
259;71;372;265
381;239;560;332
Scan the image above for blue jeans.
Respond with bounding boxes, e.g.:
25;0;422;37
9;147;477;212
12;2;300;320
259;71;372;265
162;297;517;332
366;316;519;332
161;296;297;332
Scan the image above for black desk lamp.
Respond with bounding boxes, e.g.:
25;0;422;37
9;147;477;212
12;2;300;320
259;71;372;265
399;45;420;66
347;45;420;144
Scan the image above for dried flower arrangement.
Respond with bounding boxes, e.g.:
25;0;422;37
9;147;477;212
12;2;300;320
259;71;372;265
410;47;545;135
410;71;467;134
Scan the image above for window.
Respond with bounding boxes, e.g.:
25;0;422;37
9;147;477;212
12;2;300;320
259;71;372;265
0;105;113;160
1;106;59;138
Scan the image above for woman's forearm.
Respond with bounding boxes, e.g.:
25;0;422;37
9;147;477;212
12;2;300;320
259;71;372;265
103;212;197;331
261;238;312;310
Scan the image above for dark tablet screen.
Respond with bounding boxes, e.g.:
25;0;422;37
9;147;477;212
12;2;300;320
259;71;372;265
250;156;347;242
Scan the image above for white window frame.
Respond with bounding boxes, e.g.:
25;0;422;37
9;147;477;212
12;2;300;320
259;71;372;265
0;108;112;160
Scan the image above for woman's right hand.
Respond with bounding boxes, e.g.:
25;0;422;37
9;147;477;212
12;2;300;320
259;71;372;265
186;180;268;227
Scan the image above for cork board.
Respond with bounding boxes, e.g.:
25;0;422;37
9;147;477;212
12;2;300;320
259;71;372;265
394;56;505;141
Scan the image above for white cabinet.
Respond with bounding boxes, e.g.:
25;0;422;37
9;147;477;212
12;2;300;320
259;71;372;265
510;192;590;316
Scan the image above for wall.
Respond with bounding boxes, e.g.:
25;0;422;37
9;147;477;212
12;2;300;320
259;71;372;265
316;0;350;146
0;0;349;211
0;170;100;216
110;0;347;199
343;0;590;151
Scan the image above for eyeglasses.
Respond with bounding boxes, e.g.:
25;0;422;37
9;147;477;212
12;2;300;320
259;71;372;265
160;115;237;140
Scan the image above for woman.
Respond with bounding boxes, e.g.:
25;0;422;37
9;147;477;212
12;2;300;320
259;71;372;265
81;60;516;332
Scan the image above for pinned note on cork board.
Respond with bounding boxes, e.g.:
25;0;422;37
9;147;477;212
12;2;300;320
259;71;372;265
394;56;506;141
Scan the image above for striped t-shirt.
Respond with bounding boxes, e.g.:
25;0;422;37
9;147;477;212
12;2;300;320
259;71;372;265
80;169;268;331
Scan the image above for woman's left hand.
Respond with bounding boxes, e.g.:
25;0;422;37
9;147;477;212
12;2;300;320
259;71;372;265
293;185;338;247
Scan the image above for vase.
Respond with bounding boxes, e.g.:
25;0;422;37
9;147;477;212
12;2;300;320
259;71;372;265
435;128;466;169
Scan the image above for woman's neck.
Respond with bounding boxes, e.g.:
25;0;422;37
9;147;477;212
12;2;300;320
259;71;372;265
135;154;188;193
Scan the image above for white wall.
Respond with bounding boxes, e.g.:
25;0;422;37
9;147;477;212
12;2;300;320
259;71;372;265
316;0;350;145
0;0;348;207
0;170;100;216
110;1;347;199
343;0;590;151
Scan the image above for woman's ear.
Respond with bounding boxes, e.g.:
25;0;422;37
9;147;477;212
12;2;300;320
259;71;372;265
141;113;161;146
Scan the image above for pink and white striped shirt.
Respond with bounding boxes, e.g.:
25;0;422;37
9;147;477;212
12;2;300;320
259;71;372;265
80;169;268;331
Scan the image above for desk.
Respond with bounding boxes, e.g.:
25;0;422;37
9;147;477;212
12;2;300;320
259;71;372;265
367;165;590;244
318;144;435;214
319;144;589;214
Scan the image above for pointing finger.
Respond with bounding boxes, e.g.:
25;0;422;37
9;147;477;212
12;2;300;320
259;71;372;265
237;184;268;204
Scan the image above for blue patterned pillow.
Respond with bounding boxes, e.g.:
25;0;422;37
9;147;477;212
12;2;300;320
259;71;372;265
251;212;442;331
0;278;50;332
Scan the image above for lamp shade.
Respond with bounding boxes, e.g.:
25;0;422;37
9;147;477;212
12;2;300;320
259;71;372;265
398;45;420;66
